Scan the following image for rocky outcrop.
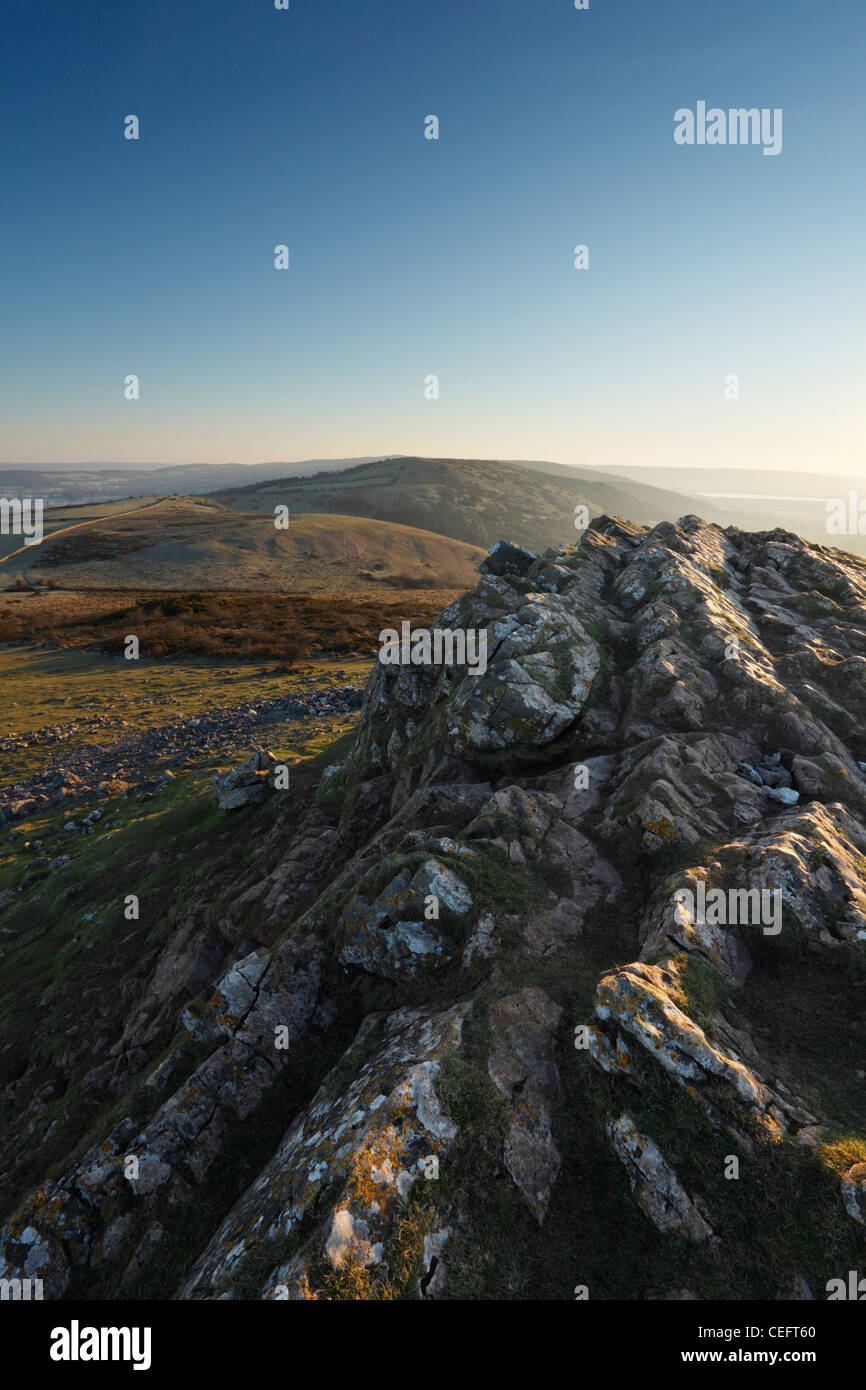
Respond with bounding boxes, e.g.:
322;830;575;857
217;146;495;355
480;541;539;578
337;854;473;980
4;515;866;1300
0;933;323;1297
592;959;815;1142
212;748;282;810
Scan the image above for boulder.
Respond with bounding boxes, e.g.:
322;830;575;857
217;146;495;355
212;749;279;811
480;541;539;578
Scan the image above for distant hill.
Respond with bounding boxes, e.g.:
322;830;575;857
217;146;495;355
7;458;863;556
0;458;381;507
11;496;487;594
217;456;728;553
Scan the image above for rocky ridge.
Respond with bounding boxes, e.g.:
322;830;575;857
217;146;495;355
2;514;866;1300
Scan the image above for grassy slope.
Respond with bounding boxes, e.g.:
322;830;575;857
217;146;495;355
0;647;365;1227
7;496;486;594
0;497;163;570
0;646;371;782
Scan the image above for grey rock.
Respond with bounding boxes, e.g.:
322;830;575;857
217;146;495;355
488;987;563;1224
480;540;539;578
841;1162;866;1231
608;1114;716;1242
766;786;800;806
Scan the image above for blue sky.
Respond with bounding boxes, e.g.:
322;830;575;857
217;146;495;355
1;0;864;472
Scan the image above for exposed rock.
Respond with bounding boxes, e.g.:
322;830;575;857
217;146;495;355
593;959;813;1139
120;1222;164;1288
480;540;539;578
777;1274;815;1300
465;786;558;852
607;1114;716;1242
7;513;866;1303
640;870;753;988
487;988;563;1223
338;855;471;980
212;748;280;810
180;1002;470;1299
461;912;500;966
766;786;800;807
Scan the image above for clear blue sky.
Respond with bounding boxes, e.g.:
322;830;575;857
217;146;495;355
1;0;864;472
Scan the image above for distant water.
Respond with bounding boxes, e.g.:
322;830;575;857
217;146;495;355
696;492;824;501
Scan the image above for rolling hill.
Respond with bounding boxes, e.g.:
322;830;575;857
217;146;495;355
3;496;487;595
216;455;731;553
6;457;863;558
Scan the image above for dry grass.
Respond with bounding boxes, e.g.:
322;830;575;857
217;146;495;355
12;497;486;594
0;587;462;662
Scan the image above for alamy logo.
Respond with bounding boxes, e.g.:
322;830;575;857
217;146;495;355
378;621;488;676
0;497;44;545
674;882;782;936
826;1271;866;1300
826;492;866;535
674;103;783;157
50;1321;152;1371
0;1276;43;1300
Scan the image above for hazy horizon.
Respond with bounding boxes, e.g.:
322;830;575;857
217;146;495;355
1;457;861;479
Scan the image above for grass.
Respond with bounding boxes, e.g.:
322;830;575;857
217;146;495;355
423;809;866;1299
0;644;369;785
673;953;731;1031
434;995;866;1300
736;940;866;1132
0;647;365;1224
0;588;458;662
13;496;485;595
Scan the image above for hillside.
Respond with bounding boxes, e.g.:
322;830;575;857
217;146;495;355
3;496;486;595
0;496;163;574
216;456;732;554
2;515;865;1301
